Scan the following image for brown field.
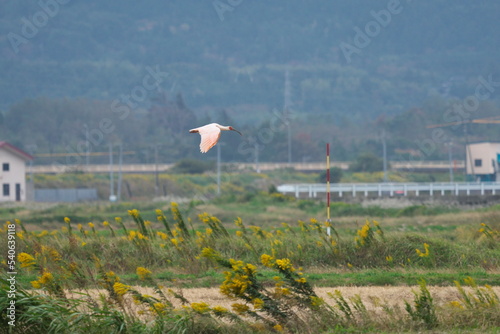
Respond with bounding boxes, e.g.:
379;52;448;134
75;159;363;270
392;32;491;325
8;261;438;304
66;285;500;312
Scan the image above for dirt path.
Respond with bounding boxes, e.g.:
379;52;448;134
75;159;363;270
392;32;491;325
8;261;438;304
178;286;499;309
80;285;498;311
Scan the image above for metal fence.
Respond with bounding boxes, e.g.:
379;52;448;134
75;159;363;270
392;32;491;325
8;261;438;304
35;188;98;202
277;182;500;198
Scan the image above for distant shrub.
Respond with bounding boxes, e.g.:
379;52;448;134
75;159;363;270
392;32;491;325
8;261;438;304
318;167;343;183
171;159;215;174
349;152;386;172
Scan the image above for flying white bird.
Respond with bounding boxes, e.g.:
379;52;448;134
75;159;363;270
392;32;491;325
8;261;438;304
189;123;242;153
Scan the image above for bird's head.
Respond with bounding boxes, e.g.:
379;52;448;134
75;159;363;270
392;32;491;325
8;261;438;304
229;126;242;136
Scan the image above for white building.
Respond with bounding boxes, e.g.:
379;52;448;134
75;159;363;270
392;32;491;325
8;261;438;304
0;142;34;202
466;142;500;182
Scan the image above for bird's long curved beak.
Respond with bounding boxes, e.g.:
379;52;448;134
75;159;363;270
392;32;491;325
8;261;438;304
231;128;242;136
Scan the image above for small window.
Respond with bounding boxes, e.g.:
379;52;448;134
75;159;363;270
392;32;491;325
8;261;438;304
474;159;482;167
2;163;9;171
3;184;9;196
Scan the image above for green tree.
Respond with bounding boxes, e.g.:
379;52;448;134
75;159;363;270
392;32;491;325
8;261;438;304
349;152;385;173
318;167;343;183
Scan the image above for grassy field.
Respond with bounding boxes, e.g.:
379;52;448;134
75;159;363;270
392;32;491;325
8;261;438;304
1;193;500;333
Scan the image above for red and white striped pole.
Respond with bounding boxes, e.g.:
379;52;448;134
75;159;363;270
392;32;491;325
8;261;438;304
326;143;331;236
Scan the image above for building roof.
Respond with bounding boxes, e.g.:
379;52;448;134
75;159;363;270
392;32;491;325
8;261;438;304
467;141;500;146
0;142;34;161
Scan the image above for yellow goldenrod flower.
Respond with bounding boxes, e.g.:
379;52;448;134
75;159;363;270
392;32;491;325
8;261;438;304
200;247;218;259
416;243;430;257
212;306;228;314
151;302;167;314
31;272;53;289
128;231;137;240
49;249;62;262
64;217;70;224
88;222;95;228
275;258;292;271
230;259;245;271
157;231;168;240
113;282;130;296
295;277;307;284
106;271;119;281
18;252;35;268
310;296;324;307
191;302;210;313
31;280;42;289
136;267;152;280
103;221;110;227
128;209;140;218
39;272;53;284
137;232;148;240
273;324;284;332
231;303;249;315
261;254;274;267
252;298;264;310
244;263;257;275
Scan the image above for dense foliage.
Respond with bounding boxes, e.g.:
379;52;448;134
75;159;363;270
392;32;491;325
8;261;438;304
1;1;499;162
1;204;500;333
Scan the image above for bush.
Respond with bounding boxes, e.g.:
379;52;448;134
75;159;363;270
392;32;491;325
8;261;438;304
171;159;215;174
349;152;386;172
318;167;343;183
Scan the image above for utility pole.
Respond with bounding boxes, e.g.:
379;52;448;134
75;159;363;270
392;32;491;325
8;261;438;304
117;143;123;201
447;141;454;183
254;142;260;173
381;129;388;182
284;69;292;164
84;124;90;169
464;124;475;181
217;143;221;195
109;143;115;201
154;144;159;197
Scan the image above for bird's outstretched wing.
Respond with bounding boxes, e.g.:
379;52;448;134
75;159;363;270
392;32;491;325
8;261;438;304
193;124;221;153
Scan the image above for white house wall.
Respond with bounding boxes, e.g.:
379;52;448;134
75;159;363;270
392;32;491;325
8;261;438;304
0;149;27;201
466;143;500;175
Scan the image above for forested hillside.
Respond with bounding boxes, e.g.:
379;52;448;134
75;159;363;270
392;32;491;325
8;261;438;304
1;1;499;163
